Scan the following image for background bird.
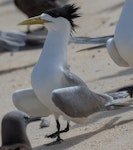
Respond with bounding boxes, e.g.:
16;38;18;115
14;0;68;33
72;0;133;97
0;30;26;52
0;111;40;150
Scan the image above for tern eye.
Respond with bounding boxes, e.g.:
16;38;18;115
24;116;29;121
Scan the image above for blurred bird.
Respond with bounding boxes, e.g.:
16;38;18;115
14;0;68;33
0;30;26;51
72;0;133;97
12;4;130;145
0;111;40;150
71;35;114;52
14;0;60;18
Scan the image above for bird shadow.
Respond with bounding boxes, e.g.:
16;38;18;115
0;63;35;76
33;116;133;150
71;106;133;130
97;68;133;81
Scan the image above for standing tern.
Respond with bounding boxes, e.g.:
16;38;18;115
13;4;130;144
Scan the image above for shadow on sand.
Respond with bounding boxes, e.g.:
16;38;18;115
33;106;133;150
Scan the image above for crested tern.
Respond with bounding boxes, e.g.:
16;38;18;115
12;4;130;144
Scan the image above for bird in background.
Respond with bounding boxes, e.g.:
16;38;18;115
14;0;68;33
0;110;41;150
0;0;69;52
12;4;131;145
72;0;133;97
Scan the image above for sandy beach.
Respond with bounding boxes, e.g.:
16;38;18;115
1;0;133;149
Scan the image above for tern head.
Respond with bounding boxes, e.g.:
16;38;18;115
1;111;34;146
19;4;80;31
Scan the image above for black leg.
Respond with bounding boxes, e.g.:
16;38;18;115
46;121;70;139
45;119;63;146
55;119;63;143
60;122;69;134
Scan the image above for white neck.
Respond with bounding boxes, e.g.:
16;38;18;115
37;26;71;68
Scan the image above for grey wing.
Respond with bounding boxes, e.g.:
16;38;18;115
52;70;106;118
52;86;103;118
63;68;87;87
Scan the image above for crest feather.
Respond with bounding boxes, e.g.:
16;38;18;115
45;4;80;30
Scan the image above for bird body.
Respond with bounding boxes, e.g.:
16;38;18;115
31;17;70;117
14;0;60;18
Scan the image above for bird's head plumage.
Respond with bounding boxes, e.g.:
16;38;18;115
44;4;80;30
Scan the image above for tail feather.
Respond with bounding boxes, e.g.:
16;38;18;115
70;35;114;52
70;35;114;44
108;91;129;100
105;91;131;109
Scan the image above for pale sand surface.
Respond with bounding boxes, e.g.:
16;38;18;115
1;0;133;149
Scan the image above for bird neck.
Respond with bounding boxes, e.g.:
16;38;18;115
39;26;70;67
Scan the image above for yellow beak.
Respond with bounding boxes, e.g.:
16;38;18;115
18;15;51;25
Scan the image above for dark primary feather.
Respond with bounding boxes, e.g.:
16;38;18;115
45;4;80;30
14;0;60;17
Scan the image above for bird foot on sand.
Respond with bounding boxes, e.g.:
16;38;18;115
45;138;63;146
46;132;58;138
46;123;69;138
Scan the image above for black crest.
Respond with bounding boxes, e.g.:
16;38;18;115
45;4;80;30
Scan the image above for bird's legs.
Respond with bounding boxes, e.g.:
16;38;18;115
55;119;63;143
46;121;69;139
46;119;64;146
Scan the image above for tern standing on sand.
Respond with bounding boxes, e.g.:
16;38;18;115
13;4;129;144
